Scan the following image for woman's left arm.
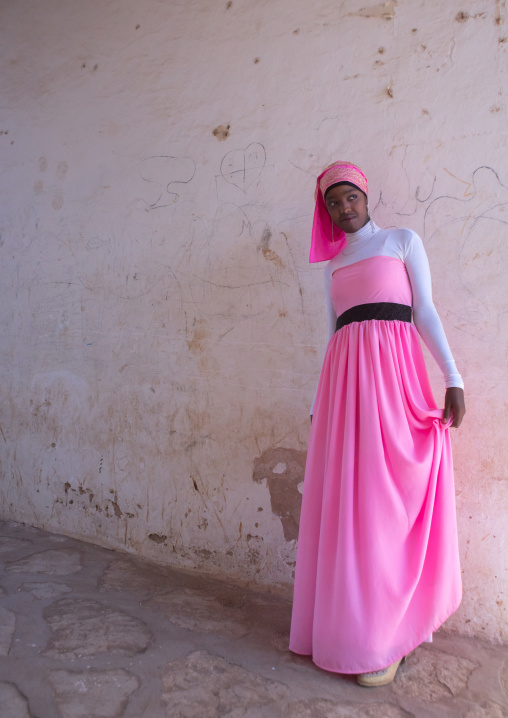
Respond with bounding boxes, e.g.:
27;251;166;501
404;231;465;428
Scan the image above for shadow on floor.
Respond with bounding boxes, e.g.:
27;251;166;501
0;520;507;717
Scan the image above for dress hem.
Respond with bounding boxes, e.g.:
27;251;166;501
289;598;462;675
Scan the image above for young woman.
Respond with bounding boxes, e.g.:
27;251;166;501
289;161;465;687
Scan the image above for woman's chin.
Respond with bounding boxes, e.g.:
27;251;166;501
339;219;361;233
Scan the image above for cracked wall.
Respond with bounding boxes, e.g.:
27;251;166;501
0;0;507;640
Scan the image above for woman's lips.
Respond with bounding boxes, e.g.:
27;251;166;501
341;215;356;222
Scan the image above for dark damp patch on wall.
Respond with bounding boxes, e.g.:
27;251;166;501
253;447;306;541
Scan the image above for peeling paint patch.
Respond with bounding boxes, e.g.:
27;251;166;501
212;124;230;141
253;447;306;541
111;501;123;518
262;247;285;268
187;319;207;354
456;11;469;22
348;1;397;20
259;226;272;250
258;225;285;268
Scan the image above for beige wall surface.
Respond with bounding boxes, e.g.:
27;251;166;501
0;0;507;641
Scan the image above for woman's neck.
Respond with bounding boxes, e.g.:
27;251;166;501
343;220;380;255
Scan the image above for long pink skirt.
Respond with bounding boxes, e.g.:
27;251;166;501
289;316;462;674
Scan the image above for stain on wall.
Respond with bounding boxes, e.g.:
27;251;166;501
348;1;398;20
212;124;230;141
253;448;305;541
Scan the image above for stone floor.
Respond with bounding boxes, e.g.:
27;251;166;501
0;520;507;718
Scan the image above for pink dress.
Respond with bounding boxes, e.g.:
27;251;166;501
289;255;462;674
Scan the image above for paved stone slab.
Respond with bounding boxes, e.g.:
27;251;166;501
99;558;173;596
463;701;506;718
48;668;140;718
161;650;288;717
272;632;291;652
0;682;32;718
20;582;73;599
0;606;16;655
0;537;31;557
6;549;82;575
501;657;508;698
148;587;248;638
283;698;411;718
0;521;507;718
43;598;152;659
46;534;71;543
393;646;478;701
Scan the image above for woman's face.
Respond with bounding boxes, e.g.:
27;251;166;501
324;184;369;234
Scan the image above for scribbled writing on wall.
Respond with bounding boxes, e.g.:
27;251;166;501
140;155;196;209
220;143;266;193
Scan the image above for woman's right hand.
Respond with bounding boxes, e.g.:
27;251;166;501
442;387;466;428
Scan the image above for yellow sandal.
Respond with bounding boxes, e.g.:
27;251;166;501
357;656;406;687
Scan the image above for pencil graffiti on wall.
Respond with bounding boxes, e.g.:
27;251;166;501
140;155;196;209
219;142;266;193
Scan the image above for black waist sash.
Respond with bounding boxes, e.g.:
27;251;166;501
336;302;412;332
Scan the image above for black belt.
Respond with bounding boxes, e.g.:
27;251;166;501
336;302;412;331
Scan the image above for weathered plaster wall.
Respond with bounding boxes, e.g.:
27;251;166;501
1;0;507;641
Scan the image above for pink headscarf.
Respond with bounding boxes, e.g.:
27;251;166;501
309;161;369;263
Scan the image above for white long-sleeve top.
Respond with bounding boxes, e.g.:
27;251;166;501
310;221;463;413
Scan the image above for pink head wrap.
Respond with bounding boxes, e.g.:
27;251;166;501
309;161;369;263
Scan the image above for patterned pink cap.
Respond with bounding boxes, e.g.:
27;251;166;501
318;162;368;198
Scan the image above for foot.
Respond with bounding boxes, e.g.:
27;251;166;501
357;656;405;687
